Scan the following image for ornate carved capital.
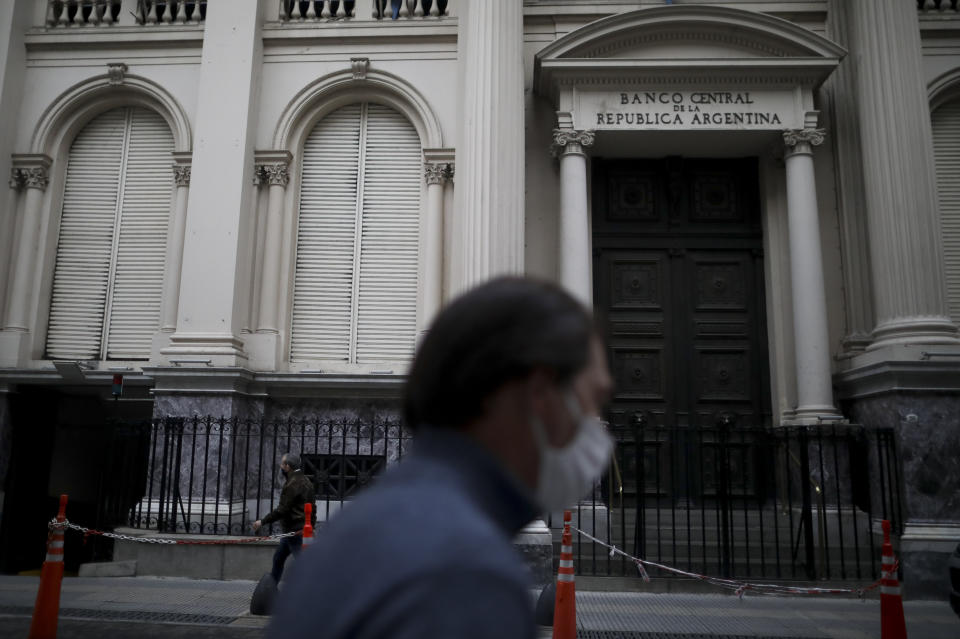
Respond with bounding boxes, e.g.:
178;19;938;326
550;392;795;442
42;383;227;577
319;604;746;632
258;163;289;187
424;162;452;186
783;128;826;149
551;129;595;157
21;167;49;191
351;57;370;80
8;169;25;191
107;62;128;86
173;165;191;187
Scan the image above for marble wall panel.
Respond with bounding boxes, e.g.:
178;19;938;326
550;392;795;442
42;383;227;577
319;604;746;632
844;392;960;523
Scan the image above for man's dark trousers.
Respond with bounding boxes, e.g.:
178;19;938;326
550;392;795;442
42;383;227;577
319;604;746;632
272;535;303;582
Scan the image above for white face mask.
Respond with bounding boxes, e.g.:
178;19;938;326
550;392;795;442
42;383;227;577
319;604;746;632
532;391;614;513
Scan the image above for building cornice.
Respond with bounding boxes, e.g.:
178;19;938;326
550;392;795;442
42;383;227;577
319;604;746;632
24;27;205;52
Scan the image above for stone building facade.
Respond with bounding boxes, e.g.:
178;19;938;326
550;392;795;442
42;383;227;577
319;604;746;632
0;0;958;597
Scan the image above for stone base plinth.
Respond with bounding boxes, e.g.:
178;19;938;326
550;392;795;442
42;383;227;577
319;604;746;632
514;519;554;587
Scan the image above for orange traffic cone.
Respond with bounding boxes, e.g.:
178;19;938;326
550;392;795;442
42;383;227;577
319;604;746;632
880;519;908;639
553;509;576;639
29;494;68;639
302;503;314;548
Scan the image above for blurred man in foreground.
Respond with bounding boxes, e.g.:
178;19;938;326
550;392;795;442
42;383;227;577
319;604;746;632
270;277;614;639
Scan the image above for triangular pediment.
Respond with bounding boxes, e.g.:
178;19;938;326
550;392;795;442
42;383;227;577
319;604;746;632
535;6;845;99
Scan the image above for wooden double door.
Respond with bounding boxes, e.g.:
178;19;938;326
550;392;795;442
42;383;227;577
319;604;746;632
592;158;772;502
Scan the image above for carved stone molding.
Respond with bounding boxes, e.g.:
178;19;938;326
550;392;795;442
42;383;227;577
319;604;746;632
424;162;453;185
551;129;595;157
107;62;128;86
783;128;826;149
351;57;370;80
8;169;25;191
20;167;49;191
173;165;191;187
254;162;289;188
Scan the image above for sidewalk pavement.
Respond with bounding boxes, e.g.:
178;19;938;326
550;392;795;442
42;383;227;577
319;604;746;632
0;575;956;638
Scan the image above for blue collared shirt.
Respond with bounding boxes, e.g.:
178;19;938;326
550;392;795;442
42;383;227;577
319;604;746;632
269;427;539;639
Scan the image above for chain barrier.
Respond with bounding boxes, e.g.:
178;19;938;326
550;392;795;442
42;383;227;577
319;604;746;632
48;518;302;545
573;526;890;599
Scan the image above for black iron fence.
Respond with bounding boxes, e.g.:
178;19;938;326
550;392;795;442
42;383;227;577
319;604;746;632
553;415;903;582
99;414;902;583
102;416;410;536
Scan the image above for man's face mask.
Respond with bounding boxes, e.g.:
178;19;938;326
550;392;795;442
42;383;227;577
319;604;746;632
531;390;614;513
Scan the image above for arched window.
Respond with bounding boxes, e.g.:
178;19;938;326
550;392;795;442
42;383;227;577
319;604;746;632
46;106;174;360
933;96;960;321
290;102;421;365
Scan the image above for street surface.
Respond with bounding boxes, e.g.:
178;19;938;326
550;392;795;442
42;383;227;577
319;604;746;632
0;575;956;638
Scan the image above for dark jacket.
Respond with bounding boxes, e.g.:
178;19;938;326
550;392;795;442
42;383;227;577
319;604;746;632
268;428;538;639
261;469;316;533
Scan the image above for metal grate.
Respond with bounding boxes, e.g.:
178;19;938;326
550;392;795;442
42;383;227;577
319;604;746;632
578;633;821;639
0;605;235;626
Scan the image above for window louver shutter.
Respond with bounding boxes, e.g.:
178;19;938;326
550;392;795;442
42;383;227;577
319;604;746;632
355;105;420;363
106;109;174;359
46;109;126;360
291;104;363;361
291;103;421;364
46;107;173;361
933;100;960;322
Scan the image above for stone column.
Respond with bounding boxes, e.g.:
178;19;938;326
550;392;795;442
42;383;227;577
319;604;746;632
162;0;262;366
160;158;191;333
451;0;524;294
553;128;595;308
256;158;291;335
783;128;842;423
3;157;50;332
422;158;452;334
848;0;958;347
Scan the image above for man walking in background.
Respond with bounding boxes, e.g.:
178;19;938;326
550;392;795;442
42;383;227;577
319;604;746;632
253;453;316;584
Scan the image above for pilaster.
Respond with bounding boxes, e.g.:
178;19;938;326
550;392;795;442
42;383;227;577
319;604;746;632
848;0;959;348
245;151;292;372
158;152;193;338
0;154;51;367
824;0;875;354
422;148;454;336
451;0;524;294
163;0;262;367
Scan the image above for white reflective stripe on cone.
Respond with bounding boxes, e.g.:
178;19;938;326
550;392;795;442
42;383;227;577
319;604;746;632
880;585;901;596
45;553;63;562
561;545;573;554
48;541;64;549
559;559;574;568
558;573;575;583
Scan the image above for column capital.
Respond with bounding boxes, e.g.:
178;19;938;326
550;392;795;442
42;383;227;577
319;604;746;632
424;161;454;186
19;167;49;191
10;154;53;192
253;150;292;188
783;128;826;154
552;129;595;157
254;162;289;188
173;164;191;187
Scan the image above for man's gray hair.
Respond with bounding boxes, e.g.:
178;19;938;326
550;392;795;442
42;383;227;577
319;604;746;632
282;452;301;469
